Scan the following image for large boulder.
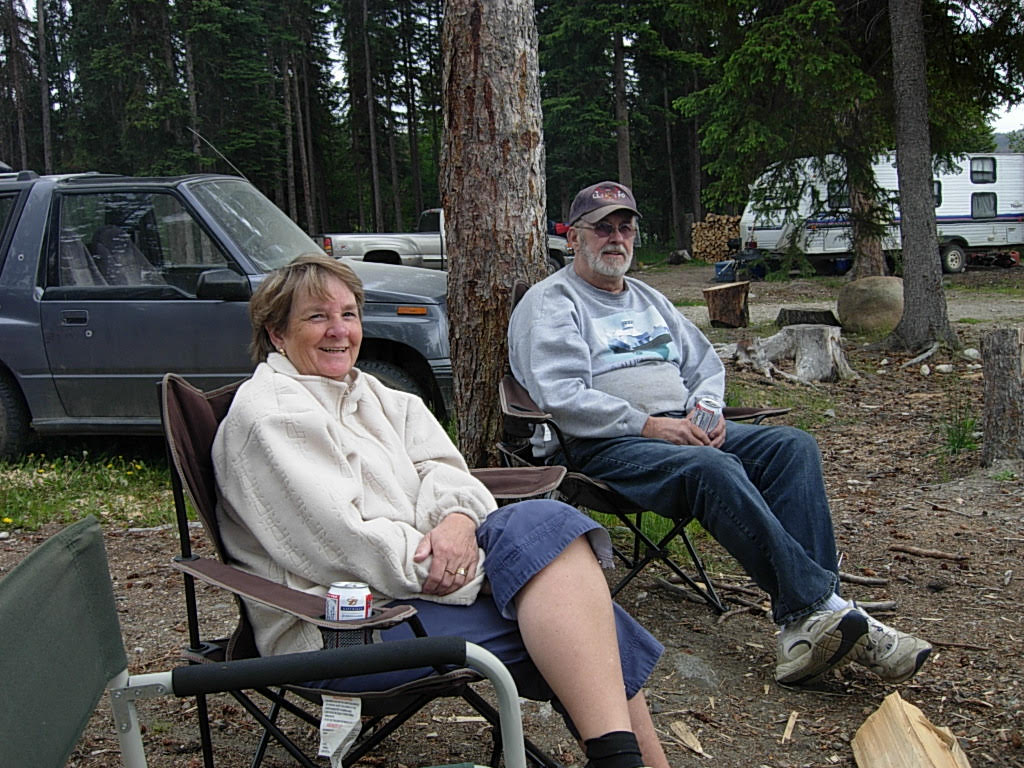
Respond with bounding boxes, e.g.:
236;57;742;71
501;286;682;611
837;276;904;334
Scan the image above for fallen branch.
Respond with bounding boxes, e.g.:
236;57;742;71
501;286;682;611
931;640;989;651
716;606;760;625
840;571;889;586
853;600;897;613
889;544;968;562
899;342;940;369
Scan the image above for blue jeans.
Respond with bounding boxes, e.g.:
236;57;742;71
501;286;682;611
556;420;840;625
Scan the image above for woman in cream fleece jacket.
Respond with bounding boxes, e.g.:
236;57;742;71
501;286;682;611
211;254;669;768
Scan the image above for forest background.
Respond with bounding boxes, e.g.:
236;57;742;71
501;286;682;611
2;0;1024;251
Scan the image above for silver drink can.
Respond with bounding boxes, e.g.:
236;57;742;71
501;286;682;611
325;581;373;621
690;396;723;433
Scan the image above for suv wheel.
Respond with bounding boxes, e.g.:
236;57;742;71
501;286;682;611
0;372;30;459
358;360;428;402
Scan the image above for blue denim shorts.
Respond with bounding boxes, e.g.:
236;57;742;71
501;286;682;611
311;499;663;701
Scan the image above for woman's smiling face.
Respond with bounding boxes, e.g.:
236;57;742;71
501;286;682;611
267;274;363;380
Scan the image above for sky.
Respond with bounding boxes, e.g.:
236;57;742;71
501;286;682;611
991;103;1024;134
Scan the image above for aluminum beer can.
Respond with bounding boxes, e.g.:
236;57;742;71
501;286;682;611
325;581;373;621
691;396;723;433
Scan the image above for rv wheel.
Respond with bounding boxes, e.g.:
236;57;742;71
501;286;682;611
940;244;967;274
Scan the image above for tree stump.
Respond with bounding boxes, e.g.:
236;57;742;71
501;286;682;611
732;324;859;383
775;307;841;327
981;327;1024;465
702;281;749;328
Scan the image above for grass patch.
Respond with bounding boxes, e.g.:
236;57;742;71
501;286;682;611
956;317;985;325
0;437;172;531
673;298;707;308
990;469;1019;482
725;380;836;431
939;378;979;456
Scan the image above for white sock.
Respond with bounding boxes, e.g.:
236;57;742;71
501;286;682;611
825;593;850;612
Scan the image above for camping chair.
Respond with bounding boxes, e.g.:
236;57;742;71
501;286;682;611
501;282;790;612
160;373;566;768
0;516;528;768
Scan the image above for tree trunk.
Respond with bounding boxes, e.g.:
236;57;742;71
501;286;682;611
664;83;682;250
613;30;632;189
848;180;886;279
362;0;383;229
37;0;52;173
292;63;314;232
887;0;958;351
283;57;297;222
183;30;202;161
5;0;29;169
441;0;547;466
981;328;1024;465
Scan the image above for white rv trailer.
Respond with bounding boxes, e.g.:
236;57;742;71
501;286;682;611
738;153;1024;272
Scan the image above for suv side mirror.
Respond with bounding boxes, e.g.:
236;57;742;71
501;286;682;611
196;269;251;301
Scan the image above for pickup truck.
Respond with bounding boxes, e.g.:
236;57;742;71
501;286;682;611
0;170;454;458
316;208;572;272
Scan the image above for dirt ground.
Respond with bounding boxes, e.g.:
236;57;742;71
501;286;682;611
2;264;1023;768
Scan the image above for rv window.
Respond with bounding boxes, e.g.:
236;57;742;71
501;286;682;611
827;181;849;210
970;157;996;184
932;181;942;207
971;192;996;219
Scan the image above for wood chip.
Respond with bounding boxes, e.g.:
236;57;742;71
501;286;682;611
670;720;713;758
781;710;799;743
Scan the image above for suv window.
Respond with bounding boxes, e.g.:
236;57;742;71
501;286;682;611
0;193;16;233
53;191;228;295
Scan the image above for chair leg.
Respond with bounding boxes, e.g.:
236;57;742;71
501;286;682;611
460;687;565;768
227;689;321;768
195;693;215;768
248;695;282;768
608;515;725;613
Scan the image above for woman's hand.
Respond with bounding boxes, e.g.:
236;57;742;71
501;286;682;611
414;513;479;595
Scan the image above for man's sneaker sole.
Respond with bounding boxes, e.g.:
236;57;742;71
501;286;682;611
776;609;869;686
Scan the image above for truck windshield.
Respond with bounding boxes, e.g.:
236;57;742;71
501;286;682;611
187;177;321;271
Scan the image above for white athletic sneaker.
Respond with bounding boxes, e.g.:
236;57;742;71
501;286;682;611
775;606;868;685
850;608;932;683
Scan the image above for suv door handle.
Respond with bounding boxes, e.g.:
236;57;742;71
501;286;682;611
61;310;89;325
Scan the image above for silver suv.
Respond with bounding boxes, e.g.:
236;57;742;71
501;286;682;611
0;172;452;457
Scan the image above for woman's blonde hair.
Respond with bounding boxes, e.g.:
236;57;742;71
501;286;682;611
249;253;365;362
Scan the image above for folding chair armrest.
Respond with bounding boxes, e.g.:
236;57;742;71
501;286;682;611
170;556;416;630
470;465;566;499
499;374;552;423
722;406;792;424
120;638;527;768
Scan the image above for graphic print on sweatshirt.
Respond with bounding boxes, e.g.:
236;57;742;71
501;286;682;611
593;307;680;368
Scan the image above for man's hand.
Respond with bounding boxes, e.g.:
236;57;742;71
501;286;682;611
414;513;479;596
642;414;727;448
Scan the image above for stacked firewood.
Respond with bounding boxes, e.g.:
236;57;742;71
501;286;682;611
691;214;741;263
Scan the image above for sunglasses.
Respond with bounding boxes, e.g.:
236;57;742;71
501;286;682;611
577;221;636;238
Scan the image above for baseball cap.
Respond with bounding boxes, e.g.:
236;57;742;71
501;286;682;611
567;181;641;225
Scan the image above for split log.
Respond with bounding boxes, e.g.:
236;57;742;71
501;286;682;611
691;213;741;263
702;281;749;328
981;327;1024;465
731;324;859;383
775;307;841;327
852;691;971;768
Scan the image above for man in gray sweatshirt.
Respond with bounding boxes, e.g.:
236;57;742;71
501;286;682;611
508;180;931;687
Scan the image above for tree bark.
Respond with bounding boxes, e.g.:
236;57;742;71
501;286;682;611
887;0;958;351
981;328;1024;465
37;0;52;173
441;0;547;466
613;30;632;189
362;0;383;229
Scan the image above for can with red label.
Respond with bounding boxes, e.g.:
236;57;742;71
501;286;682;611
325;581;373;621
690;396;723;433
